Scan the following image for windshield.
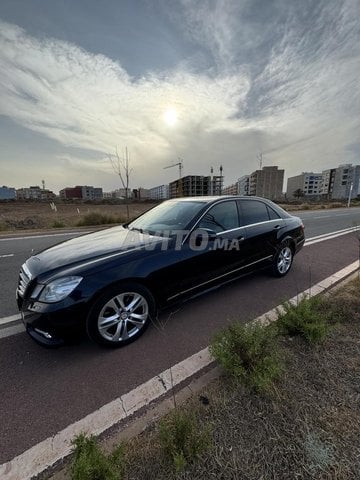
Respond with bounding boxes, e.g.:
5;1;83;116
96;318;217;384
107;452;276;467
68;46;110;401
127;200;205;235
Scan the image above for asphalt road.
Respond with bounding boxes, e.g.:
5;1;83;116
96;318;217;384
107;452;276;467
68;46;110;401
0;207;359;318
0;216;359;464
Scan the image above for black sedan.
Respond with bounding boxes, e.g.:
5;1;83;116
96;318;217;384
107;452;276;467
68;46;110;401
17;196;305;348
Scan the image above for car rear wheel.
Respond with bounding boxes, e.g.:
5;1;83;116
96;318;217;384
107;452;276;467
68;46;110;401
272;241;293;277
86;283;156;347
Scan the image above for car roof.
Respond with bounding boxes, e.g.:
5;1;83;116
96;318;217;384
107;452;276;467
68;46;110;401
167;196;273;203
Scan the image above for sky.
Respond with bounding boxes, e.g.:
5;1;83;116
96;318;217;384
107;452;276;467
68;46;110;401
0;0;359;193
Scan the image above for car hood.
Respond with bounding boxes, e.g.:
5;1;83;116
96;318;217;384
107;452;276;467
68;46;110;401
26;226;164;277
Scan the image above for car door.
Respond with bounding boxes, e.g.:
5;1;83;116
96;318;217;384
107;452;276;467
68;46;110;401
238;199;284;265
150;200;248;302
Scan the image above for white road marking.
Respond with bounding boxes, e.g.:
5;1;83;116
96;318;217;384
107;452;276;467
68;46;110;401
0;227;358;332
0;254;14;258
0;314;21;326
304;226;359;246
0;324;25;339
1;260;358;480
313;215;331;219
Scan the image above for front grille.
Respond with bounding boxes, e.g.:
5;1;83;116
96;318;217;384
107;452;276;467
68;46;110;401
17;264;32;298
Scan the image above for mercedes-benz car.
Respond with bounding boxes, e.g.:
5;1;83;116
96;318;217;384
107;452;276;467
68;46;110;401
16;196;305;348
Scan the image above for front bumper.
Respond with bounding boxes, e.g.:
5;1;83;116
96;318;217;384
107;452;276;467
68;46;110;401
18;299;87;348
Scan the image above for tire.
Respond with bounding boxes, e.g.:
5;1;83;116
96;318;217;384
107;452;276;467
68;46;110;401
86;283;156;347
272;241;294;277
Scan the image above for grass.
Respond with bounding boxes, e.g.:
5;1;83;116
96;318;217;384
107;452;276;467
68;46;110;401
76;212;127;226
52;220;66;228
0;202;155;230
209;321;283;392
277;295;331;344
64;278;360;480
158;409;212;472
71;433;125;480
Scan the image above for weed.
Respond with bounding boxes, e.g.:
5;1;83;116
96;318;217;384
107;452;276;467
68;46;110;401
277;296;330;344
323;278;360;324
71;433;125;480
77;212;126;226
210;322;282;392
159;409;212;472
52;220;65;228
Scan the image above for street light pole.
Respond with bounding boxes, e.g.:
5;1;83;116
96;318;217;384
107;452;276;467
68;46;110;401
347;182;353;208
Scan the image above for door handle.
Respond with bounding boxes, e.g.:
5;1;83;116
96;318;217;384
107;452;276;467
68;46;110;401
273;225;281;230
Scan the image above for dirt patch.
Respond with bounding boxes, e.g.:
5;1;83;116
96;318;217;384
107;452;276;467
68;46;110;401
0;202;156;231
121;280;360;480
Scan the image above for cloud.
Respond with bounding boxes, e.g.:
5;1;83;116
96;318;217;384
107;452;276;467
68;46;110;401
0;19;249;176
0;0;360;191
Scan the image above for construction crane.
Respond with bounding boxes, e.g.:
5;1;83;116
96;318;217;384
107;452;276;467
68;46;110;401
163;158;183;179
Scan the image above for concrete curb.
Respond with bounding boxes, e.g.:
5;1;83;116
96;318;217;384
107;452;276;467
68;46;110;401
1;260;358;480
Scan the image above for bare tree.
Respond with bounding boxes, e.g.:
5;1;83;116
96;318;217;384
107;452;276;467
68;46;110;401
108;146;132;220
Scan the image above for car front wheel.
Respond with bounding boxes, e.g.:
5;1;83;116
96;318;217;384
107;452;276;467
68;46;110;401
272;242;293;277
86;283;156;347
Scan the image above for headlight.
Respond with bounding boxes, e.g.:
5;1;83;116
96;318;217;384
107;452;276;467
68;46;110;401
38;276;83;303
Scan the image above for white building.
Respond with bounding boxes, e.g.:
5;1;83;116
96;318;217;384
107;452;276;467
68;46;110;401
238;175;250;196
286;172;323;199
149;184;170;200
331;164;360;200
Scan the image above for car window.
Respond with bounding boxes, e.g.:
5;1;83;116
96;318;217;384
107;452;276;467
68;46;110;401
128;200;205;234
198;201;239;233
267;205;281;220
239;200;270;225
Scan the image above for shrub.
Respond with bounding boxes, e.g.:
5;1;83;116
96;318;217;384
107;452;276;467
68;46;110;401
52;220;66;228
71;433;125;480
277;296;330;344
210;322;282;392
159;409;212;472
77;212;126;226
329;202;344;208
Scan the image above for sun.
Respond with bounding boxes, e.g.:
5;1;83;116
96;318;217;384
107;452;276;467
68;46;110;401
163;107;178;126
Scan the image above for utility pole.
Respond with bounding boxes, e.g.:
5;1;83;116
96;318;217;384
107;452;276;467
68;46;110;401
257;152;263;170
347;182;354;208
220;165;223;195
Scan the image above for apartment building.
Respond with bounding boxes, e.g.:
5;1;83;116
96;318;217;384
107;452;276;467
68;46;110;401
286;172;323;199
249;166;284;200
222;182;238;195
17;186;56;200
60;185;103;200
238;175;250;196
331;164;360;200
0;186;16;200
319;169;336;198
149;184;170;200
169;175;223;198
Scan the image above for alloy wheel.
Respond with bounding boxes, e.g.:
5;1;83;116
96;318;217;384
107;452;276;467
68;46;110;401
97;292;149;343
277;246;292;275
